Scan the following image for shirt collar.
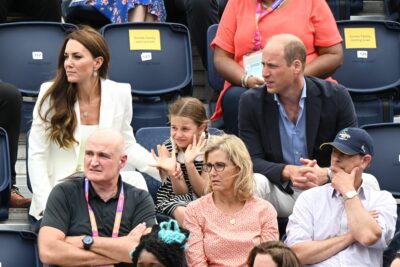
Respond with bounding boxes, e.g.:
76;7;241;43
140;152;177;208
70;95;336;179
330;180;367;200
88;175;123;202
274;78;307;105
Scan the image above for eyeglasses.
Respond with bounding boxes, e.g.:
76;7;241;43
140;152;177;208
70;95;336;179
203;162;226;173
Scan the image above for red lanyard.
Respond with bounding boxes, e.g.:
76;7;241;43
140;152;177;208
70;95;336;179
253;0;286;51
84;177;125;238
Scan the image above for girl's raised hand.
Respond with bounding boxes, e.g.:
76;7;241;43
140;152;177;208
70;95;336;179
184;133;207;164
151;144;177;176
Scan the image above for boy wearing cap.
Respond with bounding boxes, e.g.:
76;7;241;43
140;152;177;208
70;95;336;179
285;127;397;267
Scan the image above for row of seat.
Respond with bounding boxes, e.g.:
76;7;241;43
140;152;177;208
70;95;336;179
0;21;193;133
1;121;400;265
2;20;400;134
1;122;399;223
207;20;400;127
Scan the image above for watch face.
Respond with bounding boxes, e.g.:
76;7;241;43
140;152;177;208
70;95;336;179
346;191;356;198
344;191;358;201
83;236;93;244
83;235;93;249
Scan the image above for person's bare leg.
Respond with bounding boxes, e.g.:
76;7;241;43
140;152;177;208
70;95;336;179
128;5;146;22
144;12;156;22
172;206;186;226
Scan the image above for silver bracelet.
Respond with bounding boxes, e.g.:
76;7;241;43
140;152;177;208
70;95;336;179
241;73;248;88
244;74;253;88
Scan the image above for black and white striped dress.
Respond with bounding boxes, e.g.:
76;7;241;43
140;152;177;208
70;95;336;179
155;138;204;216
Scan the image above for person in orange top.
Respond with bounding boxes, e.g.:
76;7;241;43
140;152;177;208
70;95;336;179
184;134;278;267
211;0;343;135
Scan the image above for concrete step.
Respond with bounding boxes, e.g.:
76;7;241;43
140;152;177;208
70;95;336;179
0;208;30;231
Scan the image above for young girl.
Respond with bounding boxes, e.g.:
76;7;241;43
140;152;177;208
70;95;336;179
152;97;209;226
131;219;189;267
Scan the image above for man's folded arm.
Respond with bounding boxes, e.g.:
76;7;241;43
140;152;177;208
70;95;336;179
38;226;118;266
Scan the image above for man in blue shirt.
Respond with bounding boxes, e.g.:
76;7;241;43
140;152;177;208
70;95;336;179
239;34;357;219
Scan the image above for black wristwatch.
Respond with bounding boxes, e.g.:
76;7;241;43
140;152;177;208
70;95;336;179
82;235;94;250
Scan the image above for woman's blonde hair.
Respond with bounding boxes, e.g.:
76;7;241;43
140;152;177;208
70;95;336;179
37;25;110;148
204;134;253;201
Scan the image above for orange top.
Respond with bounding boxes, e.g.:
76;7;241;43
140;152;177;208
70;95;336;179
210;0;342;120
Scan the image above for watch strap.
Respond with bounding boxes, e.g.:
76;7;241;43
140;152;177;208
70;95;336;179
343;190;358;202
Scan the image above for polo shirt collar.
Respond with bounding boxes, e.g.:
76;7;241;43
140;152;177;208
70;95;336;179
88;175;123;202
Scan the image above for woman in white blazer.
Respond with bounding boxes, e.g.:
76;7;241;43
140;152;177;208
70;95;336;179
28;26;159;221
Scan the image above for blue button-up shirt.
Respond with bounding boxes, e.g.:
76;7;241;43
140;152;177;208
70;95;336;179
274;79;308;166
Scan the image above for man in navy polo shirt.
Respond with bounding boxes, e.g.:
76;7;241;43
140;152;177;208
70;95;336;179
38;129;156;266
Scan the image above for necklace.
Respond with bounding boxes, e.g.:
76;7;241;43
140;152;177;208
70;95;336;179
83;111;89;118
229;218;236;225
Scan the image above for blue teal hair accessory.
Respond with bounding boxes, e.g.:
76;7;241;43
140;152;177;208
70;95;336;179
129;248;135;258
158;219;188;248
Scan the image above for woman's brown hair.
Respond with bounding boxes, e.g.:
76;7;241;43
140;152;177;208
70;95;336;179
37;25;110;148
247;241;301;267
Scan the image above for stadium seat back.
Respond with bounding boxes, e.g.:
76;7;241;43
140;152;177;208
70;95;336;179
333;20;400;93
361;123;400;198
206;24;225;128
333;20;400;125
0;22;78;132
207;24;224;94
0;128;11;221
0;230;42;266
100;22;193;131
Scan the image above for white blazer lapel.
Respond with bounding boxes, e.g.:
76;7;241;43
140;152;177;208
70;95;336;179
99;79;116;128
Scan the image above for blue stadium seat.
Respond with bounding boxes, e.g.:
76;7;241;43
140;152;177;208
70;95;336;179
0;127;11;221
327;0;351;20
333;20;400;125
206;24;224;129
0;22;78;133
384;0;400;23
361;123;400;198
207;24;224;95
100;22;193;131
351;94;394;127
0;230;42;266
62;0;110;29
326;0;363;21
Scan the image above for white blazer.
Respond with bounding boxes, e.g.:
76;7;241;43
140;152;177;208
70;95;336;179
28;79;160;219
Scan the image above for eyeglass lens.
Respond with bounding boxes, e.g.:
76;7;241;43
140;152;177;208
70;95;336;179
203;162;226;172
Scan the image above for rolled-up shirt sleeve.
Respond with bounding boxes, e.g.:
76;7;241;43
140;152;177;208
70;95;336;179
368;191;397;249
